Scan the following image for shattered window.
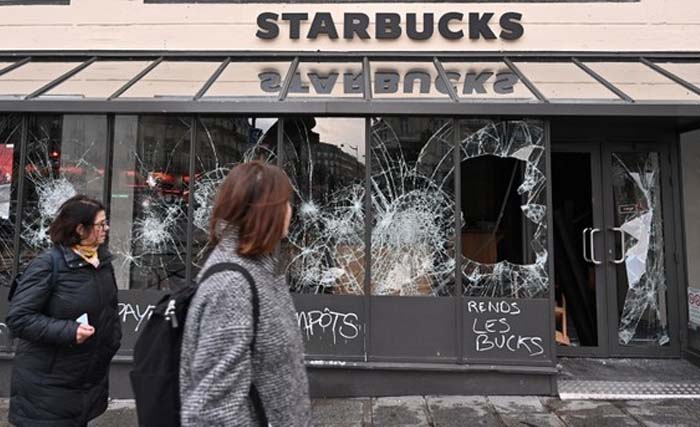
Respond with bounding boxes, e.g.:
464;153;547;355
370;117;456;296
0;115;22;286
282;118;366;294
461;155;528;264
611;152;669;346
192;116;279;269
459;120;548;299
19;115;107;270
110;116;191;290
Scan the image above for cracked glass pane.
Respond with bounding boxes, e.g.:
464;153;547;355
110;116;191;290
281;118;366;294
370;117;457;296
192;116;278;269
611;152;669;346
19;115;107;270
459;120;548;298
0;115;21;286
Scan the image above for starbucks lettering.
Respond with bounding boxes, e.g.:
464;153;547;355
256;12;524;41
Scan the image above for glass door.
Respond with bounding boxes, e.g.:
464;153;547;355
552;144;609;356
603;144;680;356
553;141;680;357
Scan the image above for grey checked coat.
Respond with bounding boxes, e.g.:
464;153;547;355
179;230;311;426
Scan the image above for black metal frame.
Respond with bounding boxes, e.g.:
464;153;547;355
551;141;610;358
601;140;681;357
0;49;697;373
0;51;697;116
551;122;685;358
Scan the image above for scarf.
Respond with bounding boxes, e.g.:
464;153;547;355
72;243;100;266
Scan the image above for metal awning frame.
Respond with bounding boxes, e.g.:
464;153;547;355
0;50;698;116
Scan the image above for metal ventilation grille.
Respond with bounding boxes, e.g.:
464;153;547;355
559;380;700;400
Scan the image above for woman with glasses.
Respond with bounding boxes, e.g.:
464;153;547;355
6;195;121;427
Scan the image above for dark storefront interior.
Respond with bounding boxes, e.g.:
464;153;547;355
0;53;699;397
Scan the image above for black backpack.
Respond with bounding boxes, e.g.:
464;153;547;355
129;263;268;427
7;246;61;302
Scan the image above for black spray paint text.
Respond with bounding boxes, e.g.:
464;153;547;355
297;308;361;345
468;300;544;357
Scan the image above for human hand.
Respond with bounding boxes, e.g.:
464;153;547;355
76;324;95;344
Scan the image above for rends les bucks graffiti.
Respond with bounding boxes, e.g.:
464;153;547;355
256;12;524;41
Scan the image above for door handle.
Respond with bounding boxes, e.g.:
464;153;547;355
590;228;602;265
582;227;592;262
611;227;626;264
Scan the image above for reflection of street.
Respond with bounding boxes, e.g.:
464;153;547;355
0;183;9;219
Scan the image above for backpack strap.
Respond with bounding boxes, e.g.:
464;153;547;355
49;245;61;290
7;245;62;301
198;262;267;426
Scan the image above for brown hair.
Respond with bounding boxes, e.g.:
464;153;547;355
209;161;293;257
49;195;105;246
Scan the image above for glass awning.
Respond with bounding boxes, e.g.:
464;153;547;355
0;53;698;116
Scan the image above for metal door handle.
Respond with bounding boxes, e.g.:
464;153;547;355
590;228;602;265
582;227;592;262
611;227;626;264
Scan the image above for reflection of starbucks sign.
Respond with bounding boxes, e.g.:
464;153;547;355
259;70;520;95
257;12;523;41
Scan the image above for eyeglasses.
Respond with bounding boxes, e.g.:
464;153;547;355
93;220;109;229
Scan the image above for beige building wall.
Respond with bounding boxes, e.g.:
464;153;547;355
0;0;697;52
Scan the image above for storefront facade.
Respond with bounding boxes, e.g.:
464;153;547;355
0;0;699;398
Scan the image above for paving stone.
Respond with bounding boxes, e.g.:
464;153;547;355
557;414;640;427
426;395;502;427
551;400;640;427
501;413;566;427
311;398;371;426
660;397;700;414
549;399;626;416
488;396;548;414
616;400;697;427
89;408;138;427
89;400;138;427
372;396;430;426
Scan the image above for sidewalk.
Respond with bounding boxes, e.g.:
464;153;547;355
3;396;700;426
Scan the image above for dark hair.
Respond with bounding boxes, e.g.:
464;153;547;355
49;195;106;246
209;161;293;257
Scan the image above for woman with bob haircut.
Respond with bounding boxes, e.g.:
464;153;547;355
6;195;121;427
180;161;311;426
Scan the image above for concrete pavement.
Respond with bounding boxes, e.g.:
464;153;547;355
3;396;700;426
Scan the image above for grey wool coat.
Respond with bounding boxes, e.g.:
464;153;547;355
179;230;311;427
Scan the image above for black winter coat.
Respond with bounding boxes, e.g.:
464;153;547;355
6;245;121;427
